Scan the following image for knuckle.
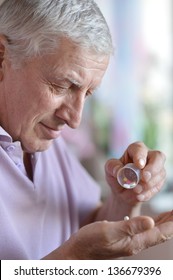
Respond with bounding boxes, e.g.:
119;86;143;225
151;186;160;195
130;141;146;149
126;236;146;256
153;150;166;162
104;159;115;172
156;150;165;158
161;151;166;162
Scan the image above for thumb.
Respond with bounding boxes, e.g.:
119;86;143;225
105;159;123;177
126;216;155;235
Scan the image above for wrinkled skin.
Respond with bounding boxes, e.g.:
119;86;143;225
94;141;167;223
44;212;173;260
0;36;109;152
43;142;172;260
105;141;166;205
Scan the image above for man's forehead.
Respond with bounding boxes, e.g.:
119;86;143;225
40;41;109;89
45;37;109;67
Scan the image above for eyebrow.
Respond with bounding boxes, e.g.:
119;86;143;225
50;76;82;88
50;74;99;92
67;75;100;92
73;79;101;94
66;75;83;88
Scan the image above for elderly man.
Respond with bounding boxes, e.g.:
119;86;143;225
0;0;172;260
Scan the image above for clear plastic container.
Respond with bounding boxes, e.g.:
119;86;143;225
117;163;140;189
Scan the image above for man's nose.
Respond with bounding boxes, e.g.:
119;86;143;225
59;94;85;129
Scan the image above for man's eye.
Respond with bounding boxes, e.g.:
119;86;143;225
85;91;93;98
49;83;67;94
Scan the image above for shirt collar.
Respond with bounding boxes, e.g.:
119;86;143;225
0;126;13;143
0;125;39;166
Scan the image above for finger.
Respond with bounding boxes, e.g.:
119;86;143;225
130;222;173;256
124;216;155;235
135;168;166;201
141;150;166;181
141;168;166;187
129;214;173;256
122;141;148;169
137;177;165;201
154;210;173;224
133;184;143;194
146;218;173;243
105;159;123;177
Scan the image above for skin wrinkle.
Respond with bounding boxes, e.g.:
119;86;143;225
155;211;173;224
106;231;133;257
0;36;109;152
109;217;156;256
130;235;144;256
155;215;173;240
42;49;106;96
153;226;167;243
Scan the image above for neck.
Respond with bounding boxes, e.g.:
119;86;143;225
23;152;33;181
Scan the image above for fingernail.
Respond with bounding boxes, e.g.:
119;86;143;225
139;158;145;168
137;194;145;201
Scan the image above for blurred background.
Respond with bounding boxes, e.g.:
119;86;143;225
63;0;173;259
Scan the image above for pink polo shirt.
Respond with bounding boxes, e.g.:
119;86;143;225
0;127;100;260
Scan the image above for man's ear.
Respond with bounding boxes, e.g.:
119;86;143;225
0;36;7;81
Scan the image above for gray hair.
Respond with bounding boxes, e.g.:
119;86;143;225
0;0;113;66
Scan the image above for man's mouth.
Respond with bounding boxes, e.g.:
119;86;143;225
40;122;63;139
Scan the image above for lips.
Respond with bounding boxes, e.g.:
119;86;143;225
40;122;63;139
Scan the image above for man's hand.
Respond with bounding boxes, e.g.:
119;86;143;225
105;141;166;205
43;211;173;260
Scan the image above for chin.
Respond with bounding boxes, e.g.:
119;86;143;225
22;139;53;153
